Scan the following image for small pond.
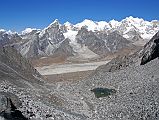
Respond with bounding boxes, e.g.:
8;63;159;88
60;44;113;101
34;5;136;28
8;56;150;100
91;88;116;98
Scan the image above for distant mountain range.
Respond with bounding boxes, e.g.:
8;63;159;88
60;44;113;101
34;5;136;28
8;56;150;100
0;16;159;59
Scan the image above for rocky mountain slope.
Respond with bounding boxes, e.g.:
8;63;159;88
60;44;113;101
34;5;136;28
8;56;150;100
0;46;87;120
76;28;134;55
13;20;74;59
0;28;159;120
0;30;21;47
47;31;159;120
140;31;159;65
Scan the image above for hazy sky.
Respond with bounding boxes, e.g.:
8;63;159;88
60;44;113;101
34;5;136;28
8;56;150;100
0;0;159;32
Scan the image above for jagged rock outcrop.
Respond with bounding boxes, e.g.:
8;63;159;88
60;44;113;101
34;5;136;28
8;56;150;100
140;31;159;65
0;92;28;120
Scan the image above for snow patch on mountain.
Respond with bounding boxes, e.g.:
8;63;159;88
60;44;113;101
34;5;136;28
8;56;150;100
97;21;111;30
0;29;16;35
121;16;159;40
109;19;121;28
39;19;61;38
75;19;111;32
64;30;99;59
75;19;98;31
22;28;37;35
63;30;81;52
64;21;74;30
73;16;159;41
0;29;5;32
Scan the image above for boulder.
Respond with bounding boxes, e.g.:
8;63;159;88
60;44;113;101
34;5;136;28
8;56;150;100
0;92;28;120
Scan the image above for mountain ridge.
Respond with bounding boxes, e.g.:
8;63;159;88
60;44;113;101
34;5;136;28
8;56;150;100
1;16;159;60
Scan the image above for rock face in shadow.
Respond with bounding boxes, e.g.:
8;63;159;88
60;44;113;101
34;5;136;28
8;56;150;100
0;92;28;120
140;31;159;65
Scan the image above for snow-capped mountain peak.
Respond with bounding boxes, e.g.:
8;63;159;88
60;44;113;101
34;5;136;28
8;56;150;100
74;19;112;31
122;16;145;26
96;21;110;30
48;19;60;27
42;19;61;32
64;21;72;26
125;16;144;22
0;29;17;36
64;21;74;30
109;19;121;28
39;19;61;38
0;29;6;32
75;19;98;31
21;28;38;35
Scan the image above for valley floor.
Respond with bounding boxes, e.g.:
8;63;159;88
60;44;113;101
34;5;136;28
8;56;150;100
44;70;94;83
36;60;110;75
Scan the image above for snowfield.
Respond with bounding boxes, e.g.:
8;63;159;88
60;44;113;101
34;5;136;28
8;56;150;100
36;61;110;75
63;30;99;59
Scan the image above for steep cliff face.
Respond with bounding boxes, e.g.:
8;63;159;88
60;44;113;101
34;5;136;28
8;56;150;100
140;31;159;65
